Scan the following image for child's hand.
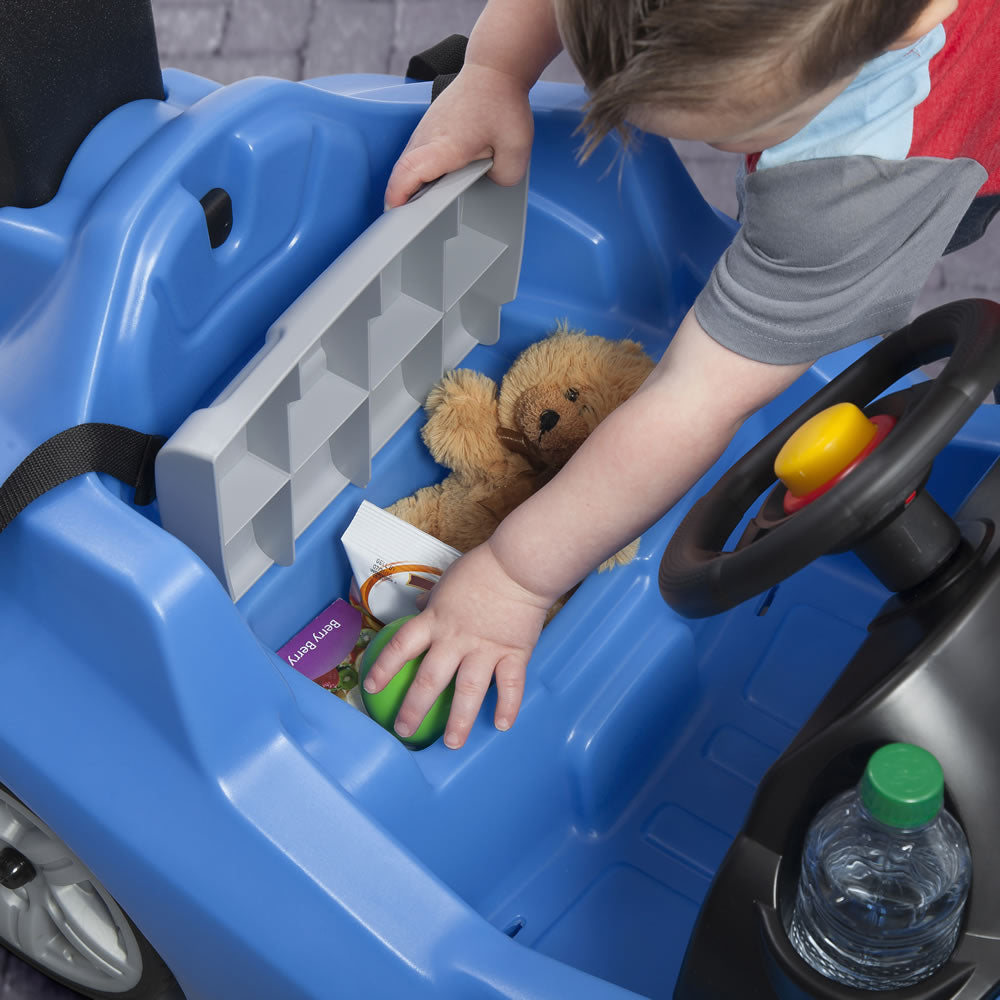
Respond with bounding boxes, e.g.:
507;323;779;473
384;63;534;209
363;540;551;748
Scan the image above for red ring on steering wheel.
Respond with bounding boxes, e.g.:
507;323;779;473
782;413;897;515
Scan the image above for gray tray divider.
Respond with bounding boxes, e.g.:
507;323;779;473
156;160;527;600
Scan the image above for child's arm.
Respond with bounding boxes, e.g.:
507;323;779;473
384;0;562;207
365;307;813;748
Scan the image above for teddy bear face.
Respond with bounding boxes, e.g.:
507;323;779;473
497;328;656;472
511;381;597;467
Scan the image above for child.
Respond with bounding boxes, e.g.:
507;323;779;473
366;0;1000;749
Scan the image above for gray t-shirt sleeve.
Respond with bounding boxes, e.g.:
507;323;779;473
694;155;987;364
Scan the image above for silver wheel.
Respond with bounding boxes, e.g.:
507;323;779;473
0;787;143;993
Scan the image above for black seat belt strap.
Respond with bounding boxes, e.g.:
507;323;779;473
0;423;166;534
406;34;468;82
406;35;467;101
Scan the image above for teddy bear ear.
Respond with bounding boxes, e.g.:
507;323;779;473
618;337;649;356
549;318;585;338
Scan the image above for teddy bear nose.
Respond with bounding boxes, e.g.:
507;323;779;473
539;410;560;433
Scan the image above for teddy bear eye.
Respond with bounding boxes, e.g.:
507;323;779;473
565;388;579;403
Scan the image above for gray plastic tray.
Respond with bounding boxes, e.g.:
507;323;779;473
156;160;527;600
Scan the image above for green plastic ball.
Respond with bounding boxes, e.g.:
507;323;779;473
360;616;454;750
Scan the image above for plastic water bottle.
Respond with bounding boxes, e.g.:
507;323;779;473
788;743;971;991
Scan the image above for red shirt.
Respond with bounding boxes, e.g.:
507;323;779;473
912;0;1000;195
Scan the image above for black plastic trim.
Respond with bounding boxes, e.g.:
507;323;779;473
0;0;165;209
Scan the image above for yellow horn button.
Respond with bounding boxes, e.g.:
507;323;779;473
775;402;878;498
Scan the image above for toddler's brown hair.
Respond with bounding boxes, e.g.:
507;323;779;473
556;0;931;157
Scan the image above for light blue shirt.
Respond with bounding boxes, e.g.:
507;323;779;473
758;24;945;169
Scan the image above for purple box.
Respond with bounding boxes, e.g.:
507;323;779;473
277;598;363;681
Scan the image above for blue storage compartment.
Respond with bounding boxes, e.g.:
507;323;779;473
3;65;1000;1000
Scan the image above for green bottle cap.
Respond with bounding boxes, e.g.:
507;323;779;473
860;743;944;829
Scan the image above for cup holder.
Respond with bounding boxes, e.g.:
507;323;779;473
759;829;975;1000
757;900;975;1000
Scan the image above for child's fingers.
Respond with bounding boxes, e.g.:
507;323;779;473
384;140;477;209
485;141;532;188
443;652;499;749
364;614;431;694
492;653;527;732
391;644;461;740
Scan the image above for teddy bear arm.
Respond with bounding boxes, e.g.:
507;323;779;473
422;369;523;476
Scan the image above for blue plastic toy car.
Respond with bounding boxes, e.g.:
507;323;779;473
3;5;1000;1000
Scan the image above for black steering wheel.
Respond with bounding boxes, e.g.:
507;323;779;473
659;299;1000;618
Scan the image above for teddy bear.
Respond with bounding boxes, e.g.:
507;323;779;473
387;323;656;575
